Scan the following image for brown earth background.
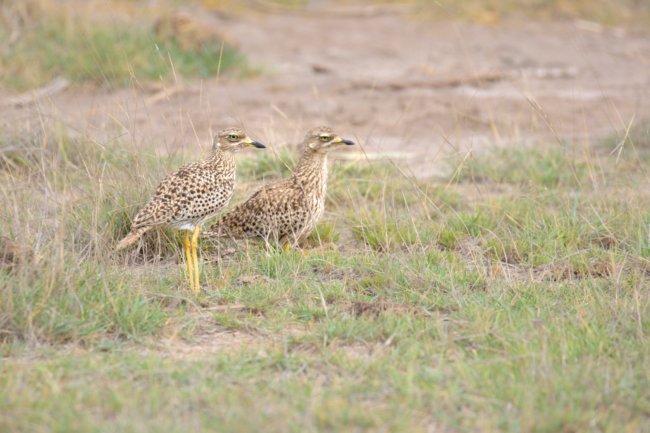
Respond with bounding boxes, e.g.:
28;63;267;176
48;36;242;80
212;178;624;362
2;1;649;176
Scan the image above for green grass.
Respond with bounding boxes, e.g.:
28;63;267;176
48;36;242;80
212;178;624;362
451;145;594;188
1;125;649;432
0;1;244;91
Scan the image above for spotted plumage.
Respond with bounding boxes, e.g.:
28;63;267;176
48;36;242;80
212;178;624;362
204;126;354;248
116;126;265;292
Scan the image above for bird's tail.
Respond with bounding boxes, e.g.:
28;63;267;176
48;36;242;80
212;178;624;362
115;227;150;251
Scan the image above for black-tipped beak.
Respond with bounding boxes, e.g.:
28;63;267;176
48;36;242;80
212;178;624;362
342;139;355;146
252;141;266;149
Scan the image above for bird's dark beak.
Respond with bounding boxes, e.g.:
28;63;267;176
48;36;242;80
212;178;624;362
342;139;355;146
244;137;266;149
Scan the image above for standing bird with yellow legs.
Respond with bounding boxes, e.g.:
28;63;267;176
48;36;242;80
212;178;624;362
203;126;354;250
116;127;266;292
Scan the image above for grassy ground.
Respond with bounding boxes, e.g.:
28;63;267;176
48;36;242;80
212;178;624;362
1;118;648;432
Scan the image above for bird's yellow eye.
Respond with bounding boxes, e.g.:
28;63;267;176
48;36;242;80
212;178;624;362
319;135;331;142
227;134;239;142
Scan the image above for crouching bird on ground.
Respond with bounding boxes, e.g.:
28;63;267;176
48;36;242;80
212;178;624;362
116;127;265;292
204;126;354;250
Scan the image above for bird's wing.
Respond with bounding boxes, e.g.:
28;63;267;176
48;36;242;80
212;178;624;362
214;179;299;235
235;180;293;216
131;162;206;229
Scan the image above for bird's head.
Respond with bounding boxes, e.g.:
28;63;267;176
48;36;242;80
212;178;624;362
213;127;266;153
304;126;355;153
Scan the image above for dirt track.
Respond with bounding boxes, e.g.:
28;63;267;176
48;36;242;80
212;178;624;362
3;4;650;175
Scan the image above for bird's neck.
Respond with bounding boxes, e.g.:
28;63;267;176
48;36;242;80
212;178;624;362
293;149;328;194
207;147;236;174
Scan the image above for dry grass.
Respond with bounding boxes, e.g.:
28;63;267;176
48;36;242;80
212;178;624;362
0;116;648;432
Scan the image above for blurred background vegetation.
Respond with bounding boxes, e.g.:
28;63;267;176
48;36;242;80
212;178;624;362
417;0;650;24
0;0;245;91
1;0;649;91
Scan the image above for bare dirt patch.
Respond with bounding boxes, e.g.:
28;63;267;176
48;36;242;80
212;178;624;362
152;318;312;360
155;329;265;360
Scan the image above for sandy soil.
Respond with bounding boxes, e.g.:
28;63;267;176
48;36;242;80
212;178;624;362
3;4;650;176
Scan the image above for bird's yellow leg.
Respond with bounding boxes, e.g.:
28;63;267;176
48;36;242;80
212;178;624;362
184;232;194;290
191;226;201;293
